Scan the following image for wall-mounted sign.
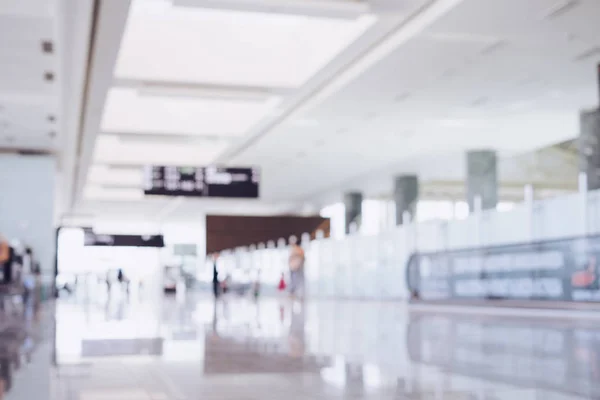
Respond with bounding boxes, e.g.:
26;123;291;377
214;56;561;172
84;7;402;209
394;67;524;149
143;166;259;198
84;230;165;248
406;234;600;303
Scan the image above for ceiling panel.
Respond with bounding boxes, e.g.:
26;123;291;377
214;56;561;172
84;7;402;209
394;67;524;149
93;134;229;166
0;0;58;152
114;0;376;88
100;87;281;136
0;0;56;18
84;185;145;201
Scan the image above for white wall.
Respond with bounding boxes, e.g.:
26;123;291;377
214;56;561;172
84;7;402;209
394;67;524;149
0;154;56;274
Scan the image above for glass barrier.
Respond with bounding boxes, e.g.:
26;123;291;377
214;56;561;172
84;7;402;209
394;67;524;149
217;189;600;300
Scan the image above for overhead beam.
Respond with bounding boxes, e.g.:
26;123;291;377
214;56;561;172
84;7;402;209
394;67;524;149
73;0;132;208
173;0;371;19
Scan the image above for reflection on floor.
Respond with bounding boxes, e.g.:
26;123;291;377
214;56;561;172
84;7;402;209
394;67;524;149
45;293;600;399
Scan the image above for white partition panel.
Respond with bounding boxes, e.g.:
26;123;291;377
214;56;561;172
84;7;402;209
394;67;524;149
481;204;530;246
446;216;478;250
220;189;600;301
533;193;583;240
587;190;600;235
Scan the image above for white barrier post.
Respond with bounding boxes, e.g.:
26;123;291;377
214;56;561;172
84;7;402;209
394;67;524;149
524;184;534;242
349;222;358;235
474;195;483;246
579;172;588;236
402;211;413;254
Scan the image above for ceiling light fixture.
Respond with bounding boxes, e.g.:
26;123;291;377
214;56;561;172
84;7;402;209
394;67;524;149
133;81;282;105
172;0;372;20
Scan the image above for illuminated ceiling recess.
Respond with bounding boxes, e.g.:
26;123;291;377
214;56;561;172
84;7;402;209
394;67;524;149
86;0;376;202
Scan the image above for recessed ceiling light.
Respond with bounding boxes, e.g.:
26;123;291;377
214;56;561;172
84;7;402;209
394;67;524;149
44;71;55;82
48;115;56;122
41;40;54;54
48;131;56;139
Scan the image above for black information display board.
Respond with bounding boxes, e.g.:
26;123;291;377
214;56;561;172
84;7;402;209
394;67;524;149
406;234;600;302
143;166;259;199
84;230;165;248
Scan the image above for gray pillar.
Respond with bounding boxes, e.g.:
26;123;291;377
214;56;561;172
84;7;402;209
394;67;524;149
579;109;600;190
343;192;363;234
394;175;419;225
466;150;498;212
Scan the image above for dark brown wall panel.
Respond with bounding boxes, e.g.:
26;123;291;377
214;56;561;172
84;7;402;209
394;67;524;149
206;215;330;254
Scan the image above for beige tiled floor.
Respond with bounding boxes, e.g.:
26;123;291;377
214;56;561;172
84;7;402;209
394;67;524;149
9;295;600;399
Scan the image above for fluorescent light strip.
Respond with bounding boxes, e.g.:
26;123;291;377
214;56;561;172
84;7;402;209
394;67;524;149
173;0;372;20
137;84;282;104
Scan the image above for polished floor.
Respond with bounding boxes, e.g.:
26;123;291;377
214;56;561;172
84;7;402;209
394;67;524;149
11;291;600;399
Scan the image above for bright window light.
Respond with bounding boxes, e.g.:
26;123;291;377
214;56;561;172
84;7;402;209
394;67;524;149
87;165;143;187
101;87;281;136
115;0;376;88
93;134;229;166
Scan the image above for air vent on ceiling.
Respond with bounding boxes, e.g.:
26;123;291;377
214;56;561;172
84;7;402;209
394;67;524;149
480;40;506;56
574;46;600;62
394;92;411;103
471;96;489;107
41;40;54;54
543;0;580;20
17;149;53;156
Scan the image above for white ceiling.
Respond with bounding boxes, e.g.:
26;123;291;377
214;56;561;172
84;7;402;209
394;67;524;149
230;0;600;204
0;0;58;151
47;0;600;221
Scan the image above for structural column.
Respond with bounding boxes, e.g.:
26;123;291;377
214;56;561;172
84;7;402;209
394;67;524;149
343;192;363;234
466;150;498;212
579;109;600;190
394;175;419;225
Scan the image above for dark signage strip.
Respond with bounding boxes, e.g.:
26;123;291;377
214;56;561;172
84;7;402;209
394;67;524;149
406;234;600;303
84;230;165;248
143;166;259;199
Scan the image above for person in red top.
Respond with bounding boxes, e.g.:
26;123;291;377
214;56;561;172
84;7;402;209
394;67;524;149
278;273;287;291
